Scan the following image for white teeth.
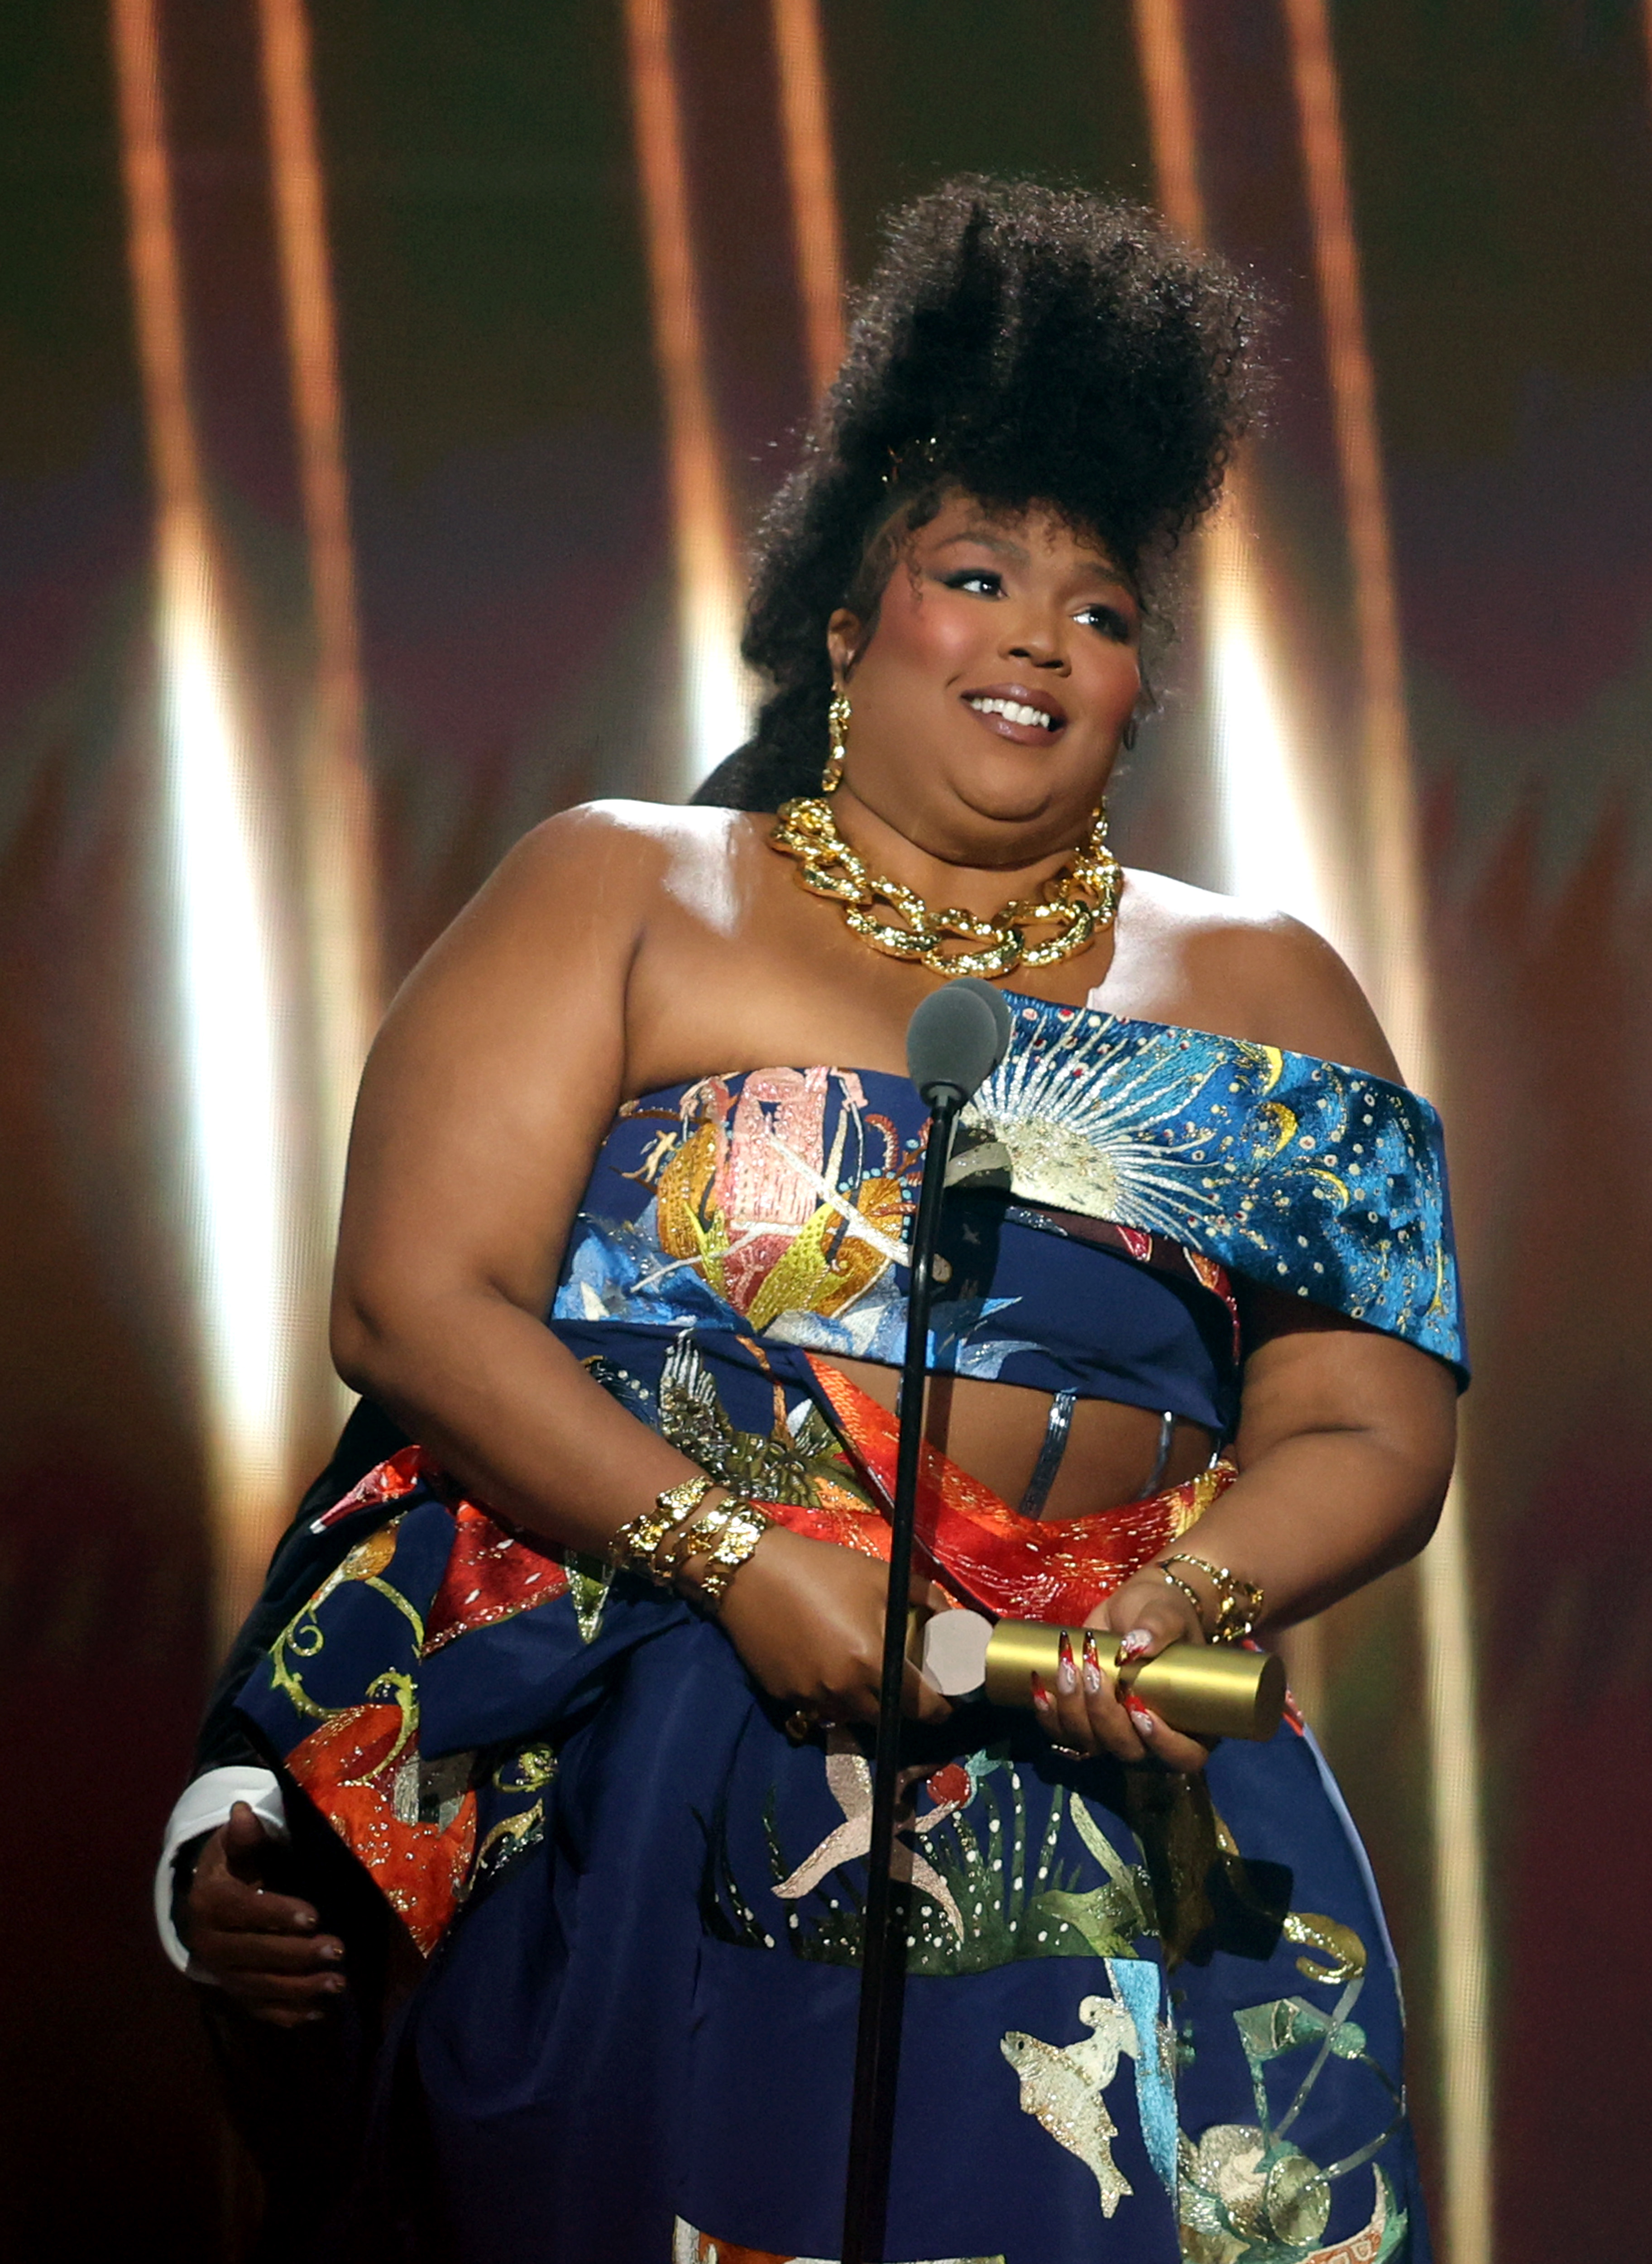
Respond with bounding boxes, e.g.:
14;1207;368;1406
967;696;1058;729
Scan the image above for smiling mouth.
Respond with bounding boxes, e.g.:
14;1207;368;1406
964;691;1065;734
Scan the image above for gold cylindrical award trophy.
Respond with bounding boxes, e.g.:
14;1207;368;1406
917;1609;1285;1742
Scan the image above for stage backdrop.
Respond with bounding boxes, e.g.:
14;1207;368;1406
3;4;1649;2257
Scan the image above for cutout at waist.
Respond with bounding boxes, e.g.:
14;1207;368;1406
825;1356;1217;1521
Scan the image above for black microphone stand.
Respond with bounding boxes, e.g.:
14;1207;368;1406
839;1079;961;2264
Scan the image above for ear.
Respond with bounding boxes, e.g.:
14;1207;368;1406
826;608;864;686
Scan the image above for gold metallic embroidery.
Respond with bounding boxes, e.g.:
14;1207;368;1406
1283;1911;1368;1988
1000;1992;1141;2217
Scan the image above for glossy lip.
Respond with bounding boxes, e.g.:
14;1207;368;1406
961;681;1069;744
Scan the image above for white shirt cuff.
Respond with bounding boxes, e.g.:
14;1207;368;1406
155;1765;288;1975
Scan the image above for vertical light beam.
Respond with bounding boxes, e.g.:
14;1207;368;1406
1131;0;1341;949
256;0;381;1231
770;0;845;399
111;0;293;1644
624;0;749;789
1132;0;1203;242
1132;0;1345;1725
1203;489;1343;950
1283;6;1495;2258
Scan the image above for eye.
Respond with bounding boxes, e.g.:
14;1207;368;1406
942;567;1004;597
1076;603;1135;643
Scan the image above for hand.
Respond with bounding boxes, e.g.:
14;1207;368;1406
717;1527;953;1731
1030;1567;1214;1773
181;1801;348;2027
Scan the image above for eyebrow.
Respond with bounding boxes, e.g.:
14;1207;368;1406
934;527;1136;595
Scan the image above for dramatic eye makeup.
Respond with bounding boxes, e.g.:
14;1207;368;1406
1074;601;1136;643
935;564;1137;644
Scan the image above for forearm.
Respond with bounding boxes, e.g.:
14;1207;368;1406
1164;1421;1449;1633
335;1285;704;1556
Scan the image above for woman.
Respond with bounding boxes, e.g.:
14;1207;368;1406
172;181;1461;2263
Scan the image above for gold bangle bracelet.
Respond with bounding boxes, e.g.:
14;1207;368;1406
1153;1561;1210;1629
609;1472;720;1587
681;1500;773;1614
1162;1552;1264;1645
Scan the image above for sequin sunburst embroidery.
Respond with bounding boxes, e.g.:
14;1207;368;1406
962;998;1462;1367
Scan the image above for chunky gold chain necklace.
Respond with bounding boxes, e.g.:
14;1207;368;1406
769;795;1121;979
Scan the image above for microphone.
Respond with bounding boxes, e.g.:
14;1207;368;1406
905;974;1012;1108
841;977;1011;2264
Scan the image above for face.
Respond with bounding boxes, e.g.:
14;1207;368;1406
826;491;1141;871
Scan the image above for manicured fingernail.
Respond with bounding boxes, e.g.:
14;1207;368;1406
1030;1671;1052;1712
305;2010;327;2023
1057;1631;1077;1694
1117;1628;1154;1660
293;1910;316;1930
1082;1630;1103;1695
321;1975;346;1993
1124;1695;1157;1737
319;1942;344;1963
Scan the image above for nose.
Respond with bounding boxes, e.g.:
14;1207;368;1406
1002;608;1069;672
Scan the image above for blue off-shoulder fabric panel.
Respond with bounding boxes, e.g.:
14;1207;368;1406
551;992;1466;1390
968;993;1467;1378
554;1070;1238;1425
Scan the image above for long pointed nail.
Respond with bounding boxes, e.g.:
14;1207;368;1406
1124;1694;1157;1737
1117;1628;1154;1660
1030;1671;1052;1712
1082;1629;1103;1695
1057;1631;1077;1695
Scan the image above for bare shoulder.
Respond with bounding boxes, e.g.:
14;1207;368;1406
445;798;762;937
493;797;750;889
1113;868;1401;1081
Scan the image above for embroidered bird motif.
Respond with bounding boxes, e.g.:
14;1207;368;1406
1000;1993;1140;2216
771;1734;967;1938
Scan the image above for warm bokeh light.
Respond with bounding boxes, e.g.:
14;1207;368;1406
157;550;293;1637
770;0;845;398
1133;0;1343;1720
1134;5;1494;2249
257;0;381;1246
112;0;295;1643
624;0;750;787
1132;4;1342;945
1282;5;1494;2253
1203;490;1343;945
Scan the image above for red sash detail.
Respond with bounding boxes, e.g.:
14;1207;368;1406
283;1700;476;1957
777;1357;1233;1626
422;1498;570;1654
312;1441;429;1529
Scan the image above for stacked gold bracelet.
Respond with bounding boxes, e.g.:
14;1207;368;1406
608;1473;773;1615
1156;1551;1264;1645
676;1497;774;1612
609;1472;720;1583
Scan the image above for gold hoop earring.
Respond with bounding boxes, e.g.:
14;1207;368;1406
823;689;851;793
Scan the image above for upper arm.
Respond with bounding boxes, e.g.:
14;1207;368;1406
332;806;659;1354
1191;910;1402;1081
1181;906;1446;1470
1235;1287;1458;1500
1114;871;1404;1081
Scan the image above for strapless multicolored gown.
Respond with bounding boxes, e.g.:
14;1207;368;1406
228;994;1465;2264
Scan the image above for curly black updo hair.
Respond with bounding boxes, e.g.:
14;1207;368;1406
693;175;1263;812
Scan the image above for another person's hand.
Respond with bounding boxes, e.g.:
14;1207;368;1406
717;1527;953;1731
1028;1565;1213;1772
181;1801;347;2026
